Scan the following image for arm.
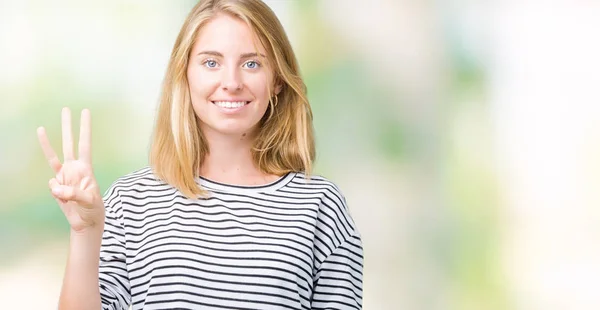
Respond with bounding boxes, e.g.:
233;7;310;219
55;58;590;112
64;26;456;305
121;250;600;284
59;227;104;310
311;234;364;310
58;190;131;310
310;180;364;309
98;186;131;309
36;108;105;309
37;108;128;310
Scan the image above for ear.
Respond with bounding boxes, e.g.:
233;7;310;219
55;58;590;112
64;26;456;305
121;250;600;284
274;81;283;95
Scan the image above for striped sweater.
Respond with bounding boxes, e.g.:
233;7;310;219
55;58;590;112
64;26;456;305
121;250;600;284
99;167;363;309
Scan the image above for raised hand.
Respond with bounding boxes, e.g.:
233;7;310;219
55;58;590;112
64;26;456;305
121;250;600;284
37;108;104;233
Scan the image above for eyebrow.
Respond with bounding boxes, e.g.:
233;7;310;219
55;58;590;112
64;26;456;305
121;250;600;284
197;51;266;59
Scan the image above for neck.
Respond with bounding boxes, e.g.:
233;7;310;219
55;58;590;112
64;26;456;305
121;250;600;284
199;129;277;185
200;129;255;174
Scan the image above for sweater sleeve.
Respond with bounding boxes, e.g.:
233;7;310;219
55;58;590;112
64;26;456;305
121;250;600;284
311;233;363;309
310;178;364;309
99;183;131;310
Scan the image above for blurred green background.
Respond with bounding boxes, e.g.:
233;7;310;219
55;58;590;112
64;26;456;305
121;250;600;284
2;1;600;309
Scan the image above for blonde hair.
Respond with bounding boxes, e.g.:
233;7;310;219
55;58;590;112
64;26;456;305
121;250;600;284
149;0;315;198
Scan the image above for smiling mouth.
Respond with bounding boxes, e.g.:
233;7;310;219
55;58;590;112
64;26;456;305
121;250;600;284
211;101;251;109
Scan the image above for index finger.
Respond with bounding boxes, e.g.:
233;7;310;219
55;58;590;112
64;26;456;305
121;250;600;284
78;109;92;163
37;127;62;173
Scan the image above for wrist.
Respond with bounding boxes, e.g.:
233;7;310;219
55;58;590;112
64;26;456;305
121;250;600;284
70;223;104;244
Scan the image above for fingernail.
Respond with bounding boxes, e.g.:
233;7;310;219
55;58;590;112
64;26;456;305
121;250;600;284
52;187;62;196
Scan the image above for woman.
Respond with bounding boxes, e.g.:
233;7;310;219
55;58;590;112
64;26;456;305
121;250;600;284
37;0;363;309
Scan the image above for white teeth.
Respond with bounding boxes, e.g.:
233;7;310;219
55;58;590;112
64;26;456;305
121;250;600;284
213;101;247;109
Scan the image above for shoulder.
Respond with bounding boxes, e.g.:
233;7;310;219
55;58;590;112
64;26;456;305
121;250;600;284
288;172;347;199
101;166;172;208
108;166;162;186
289;172;360;236
289;173;349;206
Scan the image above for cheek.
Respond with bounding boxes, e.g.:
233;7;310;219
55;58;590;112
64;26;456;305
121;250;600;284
247;75;273;102
187;68;215;98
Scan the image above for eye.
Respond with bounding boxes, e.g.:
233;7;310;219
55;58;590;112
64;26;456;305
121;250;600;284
202;59;219;68
243;60;261;69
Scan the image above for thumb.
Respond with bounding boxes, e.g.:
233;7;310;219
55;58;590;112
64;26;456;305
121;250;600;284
49;179;95;206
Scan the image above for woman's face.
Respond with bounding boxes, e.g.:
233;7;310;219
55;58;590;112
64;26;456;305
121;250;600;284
187;13;279;139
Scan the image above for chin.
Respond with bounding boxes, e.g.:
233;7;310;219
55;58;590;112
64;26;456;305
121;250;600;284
210;121;259;137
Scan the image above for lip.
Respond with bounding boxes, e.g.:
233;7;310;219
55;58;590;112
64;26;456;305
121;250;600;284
211;100;251;114
211;99;252;102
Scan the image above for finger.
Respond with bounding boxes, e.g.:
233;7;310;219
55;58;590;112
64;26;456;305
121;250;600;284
37;127;62;173
80;175;90;190
78;109;92;163
62;107;74;161
56;169;64;184
49;178;67;204
51;183;94;206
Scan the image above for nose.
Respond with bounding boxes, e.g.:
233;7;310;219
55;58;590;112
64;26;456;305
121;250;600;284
221;67;243;91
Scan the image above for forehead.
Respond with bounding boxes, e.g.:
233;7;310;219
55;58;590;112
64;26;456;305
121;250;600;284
193;13;266;54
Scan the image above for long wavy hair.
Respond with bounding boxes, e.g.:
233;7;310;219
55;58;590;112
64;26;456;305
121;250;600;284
149;0;315;198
